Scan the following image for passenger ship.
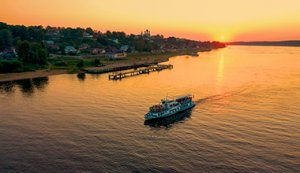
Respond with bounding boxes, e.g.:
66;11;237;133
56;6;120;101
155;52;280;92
145;94;195;120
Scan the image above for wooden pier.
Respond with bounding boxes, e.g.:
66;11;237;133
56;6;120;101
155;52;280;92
108;64;173;80
85;63;152;74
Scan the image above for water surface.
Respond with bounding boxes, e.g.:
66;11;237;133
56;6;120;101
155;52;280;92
0;46;299;172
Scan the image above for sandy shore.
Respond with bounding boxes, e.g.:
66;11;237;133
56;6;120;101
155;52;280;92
0;70;67;82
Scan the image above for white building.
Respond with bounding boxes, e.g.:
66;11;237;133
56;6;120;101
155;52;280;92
64;46;77;55
105;51;127;59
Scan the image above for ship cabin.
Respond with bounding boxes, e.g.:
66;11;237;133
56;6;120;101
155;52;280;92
149;94;193;113
175;94;193;104
161;99;180;109
149;104;165;113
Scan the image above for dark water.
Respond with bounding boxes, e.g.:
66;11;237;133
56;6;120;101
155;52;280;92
0;46;299;173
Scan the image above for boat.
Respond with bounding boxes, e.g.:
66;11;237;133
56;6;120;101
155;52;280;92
188;52;199;57
144;94;195;120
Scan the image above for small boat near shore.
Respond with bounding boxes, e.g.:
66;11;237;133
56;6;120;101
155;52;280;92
188;52;199;57
144;94;195;120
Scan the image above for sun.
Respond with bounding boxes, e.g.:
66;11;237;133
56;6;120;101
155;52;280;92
214;35;228;42
220;35;226;42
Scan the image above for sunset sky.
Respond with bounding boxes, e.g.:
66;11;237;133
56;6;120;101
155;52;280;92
1;0;300;41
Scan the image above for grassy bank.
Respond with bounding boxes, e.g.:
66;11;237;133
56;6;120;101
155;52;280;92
48;48;209;73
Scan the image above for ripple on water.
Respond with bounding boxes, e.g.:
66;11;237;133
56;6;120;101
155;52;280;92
1;46;300;172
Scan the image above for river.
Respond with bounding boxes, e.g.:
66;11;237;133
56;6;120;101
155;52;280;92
0;46;299;172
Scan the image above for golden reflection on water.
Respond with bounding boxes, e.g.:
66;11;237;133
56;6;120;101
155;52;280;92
0;46;300;172
217;53;225;88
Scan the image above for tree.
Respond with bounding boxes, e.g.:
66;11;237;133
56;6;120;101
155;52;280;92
36;48;48;65
106;30;112;38
0;22;8;30
0;60;23;73
94;58;100;67
17;40;30;62
167;37;177;44
27;26;45;41
97;35;108;46
17;41;48;65
76;60;84;69
0;29;13;49
10;25;28;40
134;39;145;52
31;43;47;65
85;27;94;35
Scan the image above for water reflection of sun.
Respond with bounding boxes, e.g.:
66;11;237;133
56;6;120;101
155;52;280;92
217;53;224;85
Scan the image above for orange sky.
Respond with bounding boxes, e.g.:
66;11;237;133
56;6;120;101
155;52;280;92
1;0;300;41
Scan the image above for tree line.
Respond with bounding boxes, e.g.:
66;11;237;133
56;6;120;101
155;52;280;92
0;22;226;73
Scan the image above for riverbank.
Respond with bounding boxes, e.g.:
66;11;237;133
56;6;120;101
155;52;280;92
0;47;212;82
84;52;171;74
85;47;213;73
0;70;67;82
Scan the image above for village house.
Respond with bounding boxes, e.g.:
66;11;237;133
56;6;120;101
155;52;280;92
91;48;105;55
120;45;129;52
0;48;17;59
112;39;119;44
64;46;78;55
105;46;118;53
83;32;93;39
105;50;127;59
44;40;59;53
45;40;54;45
78;44;90;51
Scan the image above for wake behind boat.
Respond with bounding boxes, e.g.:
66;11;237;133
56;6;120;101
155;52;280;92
144;94;195;120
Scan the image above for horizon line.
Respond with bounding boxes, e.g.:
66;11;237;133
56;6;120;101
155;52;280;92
1;21;299;43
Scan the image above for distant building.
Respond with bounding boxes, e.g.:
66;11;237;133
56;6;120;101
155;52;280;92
83;32;93;39
112;39;119;44
0;48;17;59
105;46;118;53
78;44;90;51
64;46;77;55
120;45;129;52
105;50;127;59
45;28;60;40
48;44;59;52
91;48;105;55
142;29;151;40
44;40;59;53
45;40;54;45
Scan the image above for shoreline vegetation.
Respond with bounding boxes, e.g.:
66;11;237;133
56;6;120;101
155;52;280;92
0;22;225;82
